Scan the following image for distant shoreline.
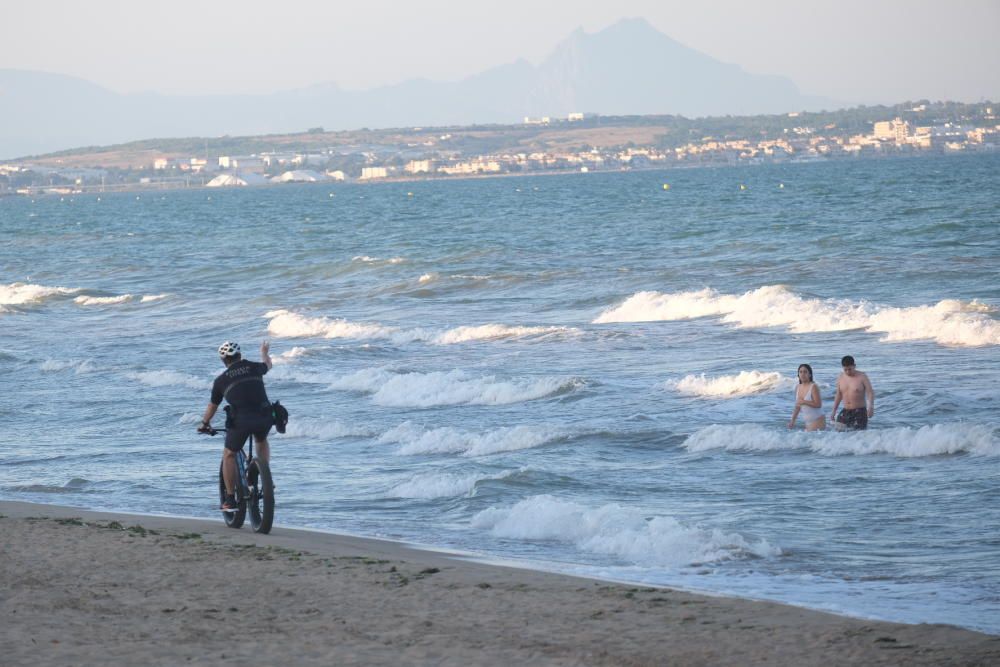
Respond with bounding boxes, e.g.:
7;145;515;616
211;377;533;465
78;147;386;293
5;150;988;199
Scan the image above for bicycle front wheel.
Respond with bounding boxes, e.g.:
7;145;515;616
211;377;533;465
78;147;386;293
247;459;274;534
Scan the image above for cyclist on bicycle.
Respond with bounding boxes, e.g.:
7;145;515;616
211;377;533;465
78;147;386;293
197;340;273;511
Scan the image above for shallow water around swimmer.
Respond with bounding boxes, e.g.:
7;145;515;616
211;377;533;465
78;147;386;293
2;154;999;633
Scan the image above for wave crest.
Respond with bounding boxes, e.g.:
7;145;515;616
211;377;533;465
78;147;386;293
378;421;565;456
684;423;1000;457
432;324;576;345
127;370;207;390
471;495;780;566
282;417;372;440
330;368;581;407
668;371;793;398
595;285;999;347
385;469;515;499
0;282;79;306
266;310;395;340
266;310;572;346
74;294;134;305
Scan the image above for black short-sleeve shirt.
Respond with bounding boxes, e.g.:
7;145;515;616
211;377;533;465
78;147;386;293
211;359;270;409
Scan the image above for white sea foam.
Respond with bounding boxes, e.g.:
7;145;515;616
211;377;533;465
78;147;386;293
432;324;576;345
332;368;581;407
282;417;372;440
272;346;311;365
684;423;1000;457
417;273;437;284
40;358;95;374
352;255;405;264
378;421;565;456
266;310;396;340
595;285;1000;347
471;495;780;566
128;370;207;390
0;282;79;306
328;367;396;392
266;310;575;346
386;469;515;499
668;371;794;398
74;294;134;305
72;293;168;306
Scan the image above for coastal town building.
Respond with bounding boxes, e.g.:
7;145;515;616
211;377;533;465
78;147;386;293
360;166;389;180
218;156;265;172
4;103;996;195
405;160;433;174
873;118;911;142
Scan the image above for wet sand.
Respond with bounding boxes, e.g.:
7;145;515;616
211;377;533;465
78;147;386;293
2;500;997;666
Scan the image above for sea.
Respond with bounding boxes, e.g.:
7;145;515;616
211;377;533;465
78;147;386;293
2;153;998;634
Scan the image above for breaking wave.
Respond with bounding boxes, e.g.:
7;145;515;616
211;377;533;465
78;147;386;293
684;423;1000;457
352;255;405;264
330;368;582;407
74;294;134;306
377;421;566;456
266;310;396;340
0;282;79;306
40;358;96;374
471;495;781;566
266;310;576;345
594;286;999;347
431;324;576;344
282;417;373;440
127;370;208;390
74;293;168;306
271;346;313;365
385;469;516;499
667;371;794;398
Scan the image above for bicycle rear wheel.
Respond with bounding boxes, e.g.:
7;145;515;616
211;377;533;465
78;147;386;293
247;459;274;534
218;462;246;528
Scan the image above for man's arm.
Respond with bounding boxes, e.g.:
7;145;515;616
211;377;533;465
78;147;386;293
261;340;272;370
864;373;875;417
830;379;842;420
198;403;219;431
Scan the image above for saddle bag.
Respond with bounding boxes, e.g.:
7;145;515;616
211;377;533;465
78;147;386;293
271;400;289;434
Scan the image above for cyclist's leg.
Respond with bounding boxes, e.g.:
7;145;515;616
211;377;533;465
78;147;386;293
222;448;237;495
251;413;272;463
254;436;270;464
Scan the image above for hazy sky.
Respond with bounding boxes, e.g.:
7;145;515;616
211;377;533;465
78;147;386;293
3;0;998;105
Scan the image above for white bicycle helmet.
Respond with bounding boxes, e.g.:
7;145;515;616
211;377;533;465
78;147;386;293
218;341;241;358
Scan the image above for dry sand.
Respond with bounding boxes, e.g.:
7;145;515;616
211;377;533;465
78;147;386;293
2;500;997;666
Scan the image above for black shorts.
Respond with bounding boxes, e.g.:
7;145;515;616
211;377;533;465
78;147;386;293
225;414;272;451
837;407;868;430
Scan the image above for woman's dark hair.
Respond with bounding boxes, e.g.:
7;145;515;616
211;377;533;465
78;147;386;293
797;363;814;383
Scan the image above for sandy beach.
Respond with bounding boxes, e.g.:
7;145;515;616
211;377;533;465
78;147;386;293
2;501;997;666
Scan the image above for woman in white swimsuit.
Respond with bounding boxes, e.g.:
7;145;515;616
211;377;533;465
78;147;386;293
788;363;825;431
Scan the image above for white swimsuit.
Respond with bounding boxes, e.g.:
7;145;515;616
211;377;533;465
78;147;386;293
797;384;824;423
799;404;824;423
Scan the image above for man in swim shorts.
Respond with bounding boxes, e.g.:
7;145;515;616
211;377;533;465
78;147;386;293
830;355;875;430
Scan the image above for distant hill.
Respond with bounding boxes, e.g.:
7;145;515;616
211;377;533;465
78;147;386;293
0;18;835;159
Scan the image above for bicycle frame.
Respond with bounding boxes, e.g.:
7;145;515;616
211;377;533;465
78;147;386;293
233;435;253;498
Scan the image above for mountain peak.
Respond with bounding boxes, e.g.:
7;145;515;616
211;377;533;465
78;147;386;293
0;19;832;157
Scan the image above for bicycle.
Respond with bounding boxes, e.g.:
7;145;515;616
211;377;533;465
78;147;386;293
202;428;275;534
